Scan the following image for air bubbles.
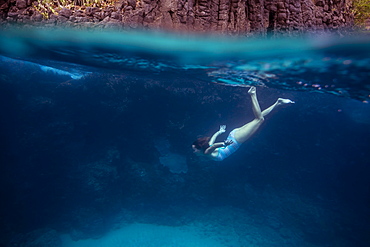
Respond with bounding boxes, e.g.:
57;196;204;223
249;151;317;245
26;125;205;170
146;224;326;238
343;60;352;65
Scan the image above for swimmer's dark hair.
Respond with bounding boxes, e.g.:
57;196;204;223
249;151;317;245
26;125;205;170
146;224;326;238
192;137;210;152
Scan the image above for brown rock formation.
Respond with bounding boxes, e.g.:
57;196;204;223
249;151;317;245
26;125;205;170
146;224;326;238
0;0;354;35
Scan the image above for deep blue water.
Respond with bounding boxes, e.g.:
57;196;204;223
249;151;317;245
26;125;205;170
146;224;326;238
0;28;370;247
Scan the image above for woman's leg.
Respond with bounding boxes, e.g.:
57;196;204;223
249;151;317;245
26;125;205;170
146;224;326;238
233;87;294;144
232;87;264;143
248;86;263;120
262;98;294;117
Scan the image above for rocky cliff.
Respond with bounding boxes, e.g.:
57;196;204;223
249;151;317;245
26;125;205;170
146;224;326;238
1;0;354;35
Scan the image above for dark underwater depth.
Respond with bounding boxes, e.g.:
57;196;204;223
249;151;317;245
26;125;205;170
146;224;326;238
0;28;370;247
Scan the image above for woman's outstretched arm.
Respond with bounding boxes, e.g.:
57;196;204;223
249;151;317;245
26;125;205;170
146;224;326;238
204;142;225;154
204;140;233;155
208;125;226;146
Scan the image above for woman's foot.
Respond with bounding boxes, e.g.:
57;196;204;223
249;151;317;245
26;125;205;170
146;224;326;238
277;98;295;106
248;86;256;96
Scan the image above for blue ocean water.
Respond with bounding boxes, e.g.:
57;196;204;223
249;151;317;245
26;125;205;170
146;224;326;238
0;28;370;247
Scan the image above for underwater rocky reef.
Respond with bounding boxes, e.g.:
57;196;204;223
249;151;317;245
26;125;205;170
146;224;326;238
1;64;369;246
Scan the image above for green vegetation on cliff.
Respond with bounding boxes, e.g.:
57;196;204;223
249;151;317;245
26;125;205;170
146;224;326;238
33;0;119;19
353;0;370;27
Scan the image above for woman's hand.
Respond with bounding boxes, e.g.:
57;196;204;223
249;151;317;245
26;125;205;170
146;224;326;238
219;125;226;133
224;139;233;146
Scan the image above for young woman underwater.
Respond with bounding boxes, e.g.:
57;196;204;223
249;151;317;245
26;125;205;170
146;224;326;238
192;86;295;161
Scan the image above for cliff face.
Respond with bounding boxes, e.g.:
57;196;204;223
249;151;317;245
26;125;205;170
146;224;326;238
1;0;354;35
122;0;353;34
